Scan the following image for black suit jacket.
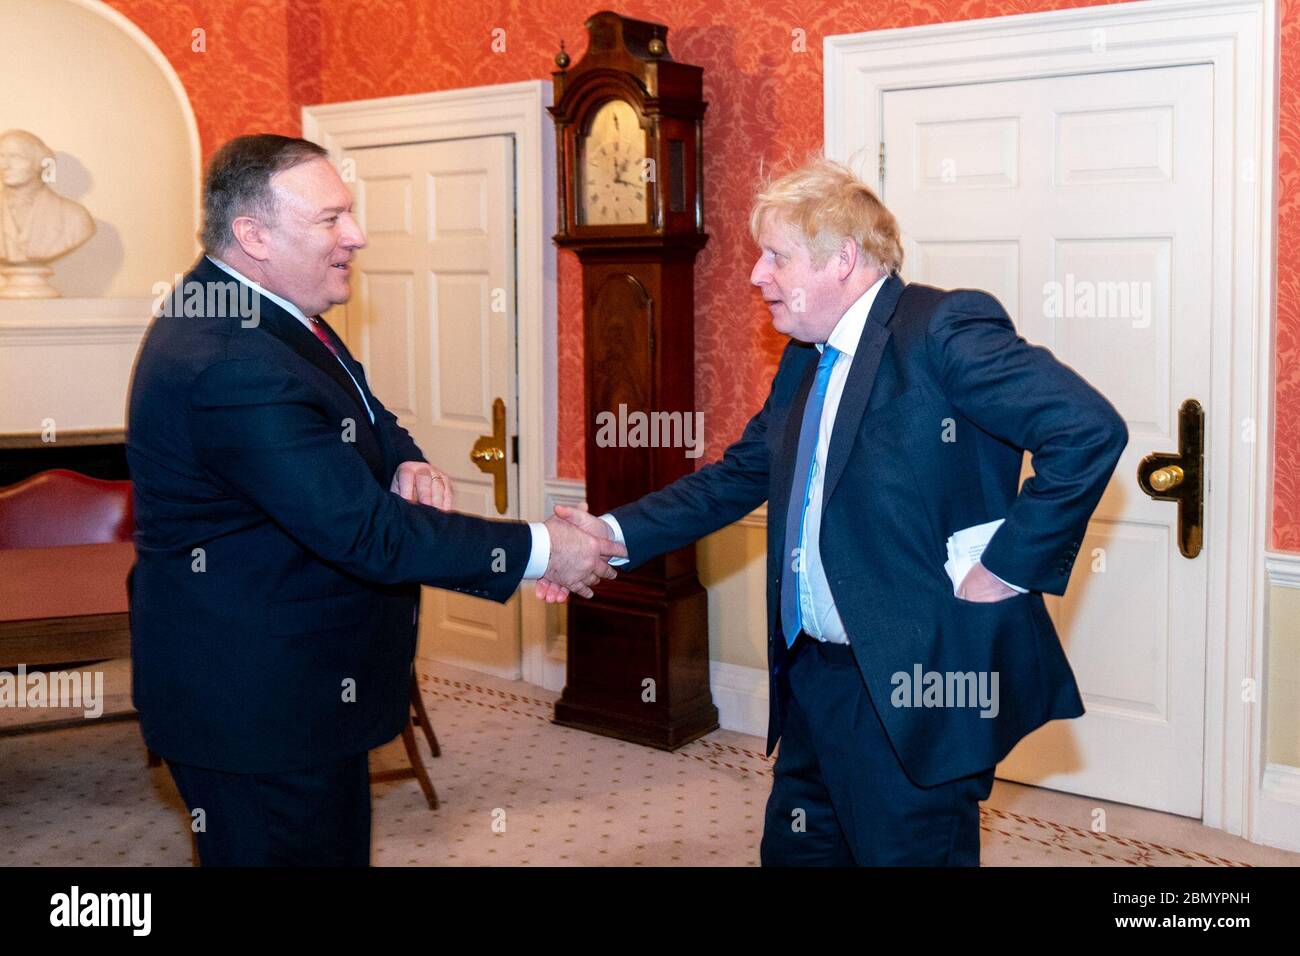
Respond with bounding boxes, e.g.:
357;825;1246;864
612;276;1128;786
126;256;532;773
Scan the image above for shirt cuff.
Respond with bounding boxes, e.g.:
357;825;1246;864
524;522;550;579
599;513;629;566
986;566;1027;594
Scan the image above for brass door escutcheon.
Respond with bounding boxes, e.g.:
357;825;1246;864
1136;399;1203;558
470;397;509;515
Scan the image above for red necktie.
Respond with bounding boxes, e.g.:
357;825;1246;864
309;317;339;357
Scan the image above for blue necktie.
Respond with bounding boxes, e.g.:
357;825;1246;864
780;345;839;647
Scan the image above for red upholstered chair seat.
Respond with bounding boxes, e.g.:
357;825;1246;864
0;469;133;549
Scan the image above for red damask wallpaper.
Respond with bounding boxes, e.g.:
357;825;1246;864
104;0;1300;549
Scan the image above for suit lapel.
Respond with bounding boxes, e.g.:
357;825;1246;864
311;317;377;417
261;312;377;432
192;258;377;434
821;275;905;505
313;318;397;464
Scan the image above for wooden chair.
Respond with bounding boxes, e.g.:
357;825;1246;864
370;672;442;810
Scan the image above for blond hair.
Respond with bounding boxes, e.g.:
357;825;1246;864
748;157;903;273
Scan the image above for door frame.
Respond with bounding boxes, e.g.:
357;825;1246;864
825;0;1280;844
303;80;558;688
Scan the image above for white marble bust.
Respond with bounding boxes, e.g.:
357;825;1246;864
0;130;96;298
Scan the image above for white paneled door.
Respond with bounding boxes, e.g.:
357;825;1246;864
883;64;1212;816
336;135;522;679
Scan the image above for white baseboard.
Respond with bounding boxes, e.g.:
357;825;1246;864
1258;553;1300;849
709;660;769;739
1254;763;1300;852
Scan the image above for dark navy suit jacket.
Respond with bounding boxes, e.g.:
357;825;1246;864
126;256;531;773
612;275;1128;786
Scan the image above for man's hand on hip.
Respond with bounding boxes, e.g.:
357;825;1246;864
957;562;1018;602
391;460;453;511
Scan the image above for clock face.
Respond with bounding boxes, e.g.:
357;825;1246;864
579;99;648;226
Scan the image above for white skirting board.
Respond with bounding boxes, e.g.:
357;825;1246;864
1258;551;1300;851
709;660;769;741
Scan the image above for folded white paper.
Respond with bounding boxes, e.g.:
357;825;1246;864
944;518;1005;595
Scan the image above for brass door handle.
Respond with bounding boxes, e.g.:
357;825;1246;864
470;397;509;515
1136;399;1203;558
1148;465;1184;492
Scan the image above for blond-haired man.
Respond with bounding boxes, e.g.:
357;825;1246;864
542;158;1126;865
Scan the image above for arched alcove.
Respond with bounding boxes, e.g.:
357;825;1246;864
0;0;202;433
0;0;201;297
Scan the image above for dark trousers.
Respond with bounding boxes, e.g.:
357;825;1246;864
166;752;372;866
761;635;995;866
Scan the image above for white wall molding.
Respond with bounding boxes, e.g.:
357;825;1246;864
544;477;587;511
1265;551;1300;589
539;478;588;688
0;298;153;432
0;298;152;348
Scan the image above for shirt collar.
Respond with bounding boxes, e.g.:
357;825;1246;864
206;255;314;326
818;272;888;358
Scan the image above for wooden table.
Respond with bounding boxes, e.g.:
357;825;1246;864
0;542;134;735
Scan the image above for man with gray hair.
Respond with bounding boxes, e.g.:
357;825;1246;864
127;134;623;866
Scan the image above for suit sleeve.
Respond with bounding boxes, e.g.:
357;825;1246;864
610;345;795;570
188;357;531;600
925;290;1128;594
372;394;425;466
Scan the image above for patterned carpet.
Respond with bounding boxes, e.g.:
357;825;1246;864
1;659;1296;867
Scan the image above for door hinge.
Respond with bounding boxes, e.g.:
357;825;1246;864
878;141;886;191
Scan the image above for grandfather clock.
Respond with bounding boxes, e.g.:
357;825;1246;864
549;11;716;750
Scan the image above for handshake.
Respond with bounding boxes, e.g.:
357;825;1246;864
388;462;623;604
536;504;623;604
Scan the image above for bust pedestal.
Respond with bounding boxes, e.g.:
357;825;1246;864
0;264;58;299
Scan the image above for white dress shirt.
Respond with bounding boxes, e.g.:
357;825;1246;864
204;255;551;578
600;273;1022;637
787;276;886;643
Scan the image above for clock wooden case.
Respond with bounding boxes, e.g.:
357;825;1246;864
549;11;716;750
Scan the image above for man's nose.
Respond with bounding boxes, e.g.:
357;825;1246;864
750;259;769;287
341;213;367;249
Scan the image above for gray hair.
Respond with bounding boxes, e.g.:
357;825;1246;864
200;134;328;255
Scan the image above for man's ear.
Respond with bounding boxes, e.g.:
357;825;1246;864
837;237;859;280
230;216;271;263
